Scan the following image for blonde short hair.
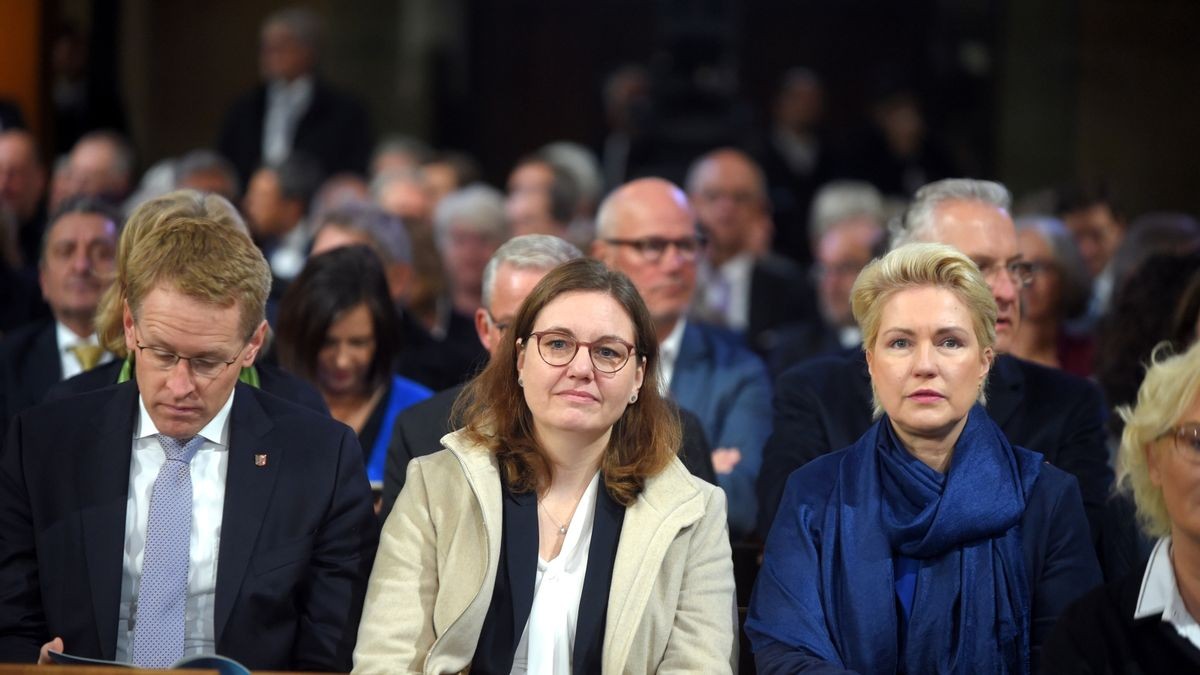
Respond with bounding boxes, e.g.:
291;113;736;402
124;214;269;342
851;242;997;416
95;190;248;356
1116;341;1200;538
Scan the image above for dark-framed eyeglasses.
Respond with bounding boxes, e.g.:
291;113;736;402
485;309;510;333
525;330;636;373
134;327;246;380
1159;423;1200;461
603;235;707;263
976;259;1036;289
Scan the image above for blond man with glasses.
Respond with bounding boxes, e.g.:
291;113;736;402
0;211;378;670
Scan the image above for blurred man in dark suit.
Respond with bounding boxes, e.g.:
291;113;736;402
686;148;815;357
0;197;121;434
758;178;1112;541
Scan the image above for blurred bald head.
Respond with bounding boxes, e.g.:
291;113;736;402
60;131;133;206
593;178;700;338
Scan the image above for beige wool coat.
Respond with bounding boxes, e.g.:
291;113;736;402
352;429;738;674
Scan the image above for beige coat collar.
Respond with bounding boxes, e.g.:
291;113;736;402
429;430;708;674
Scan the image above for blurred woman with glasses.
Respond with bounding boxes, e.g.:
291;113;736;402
1044;339;1200;672
353;258;737;673
1011;216;1095;377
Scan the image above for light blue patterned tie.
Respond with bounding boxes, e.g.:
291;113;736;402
131;434;203;668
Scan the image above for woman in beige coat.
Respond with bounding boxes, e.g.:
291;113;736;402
353;259;737;674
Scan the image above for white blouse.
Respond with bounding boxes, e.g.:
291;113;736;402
1135;537;1200;651
510;472;601;675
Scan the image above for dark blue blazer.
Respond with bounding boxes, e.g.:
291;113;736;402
756;351;1112;540
0;381;377;670
669;321;772;538
751;444;1102;674
0;319;61;438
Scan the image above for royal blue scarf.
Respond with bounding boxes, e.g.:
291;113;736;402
822;405;1041;673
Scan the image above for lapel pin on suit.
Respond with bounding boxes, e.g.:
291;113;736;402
255;454;268;467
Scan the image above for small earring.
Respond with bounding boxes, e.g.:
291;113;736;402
518;377;524;387
629;392;638;403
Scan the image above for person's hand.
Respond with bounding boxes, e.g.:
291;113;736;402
712;447;742;475
38;637;64;665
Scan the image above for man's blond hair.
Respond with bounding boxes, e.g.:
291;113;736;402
96;190;249;355
124;216;269;341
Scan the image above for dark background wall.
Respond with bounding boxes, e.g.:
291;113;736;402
4;0;1197;215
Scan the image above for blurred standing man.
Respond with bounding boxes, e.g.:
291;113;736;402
0;213;377;669
0;198;120;433
218;7;371;184
594;177;771;538
687;148;815;356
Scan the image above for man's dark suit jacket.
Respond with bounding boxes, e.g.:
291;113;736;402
745;254;818;358
756;351;1113;540
764;320;844;380
44;359;330;416
0;320;62;437
217;80;371;182
378;384;719;522
0;381;378;670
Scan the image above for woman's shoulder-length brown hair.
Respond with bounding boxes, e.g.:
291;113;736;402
454;257;681;506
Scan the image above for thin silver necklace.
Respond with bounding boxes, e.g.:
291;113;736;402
538;500;569;536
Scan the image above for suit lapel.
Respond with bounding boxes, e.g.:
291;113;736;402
26;322;63;405
213;385;278;642
78;382;139;659
668;323;709;411
504;487;537;651
747;262;768;339
985;355;1023;430
573;484;625;674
